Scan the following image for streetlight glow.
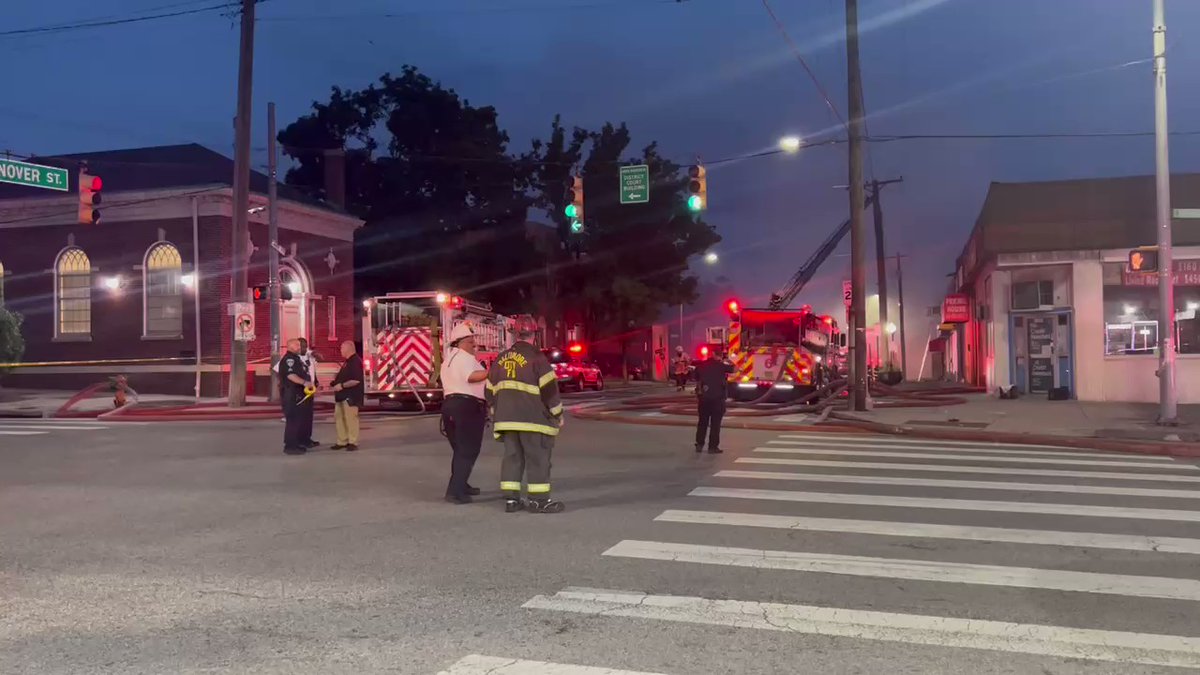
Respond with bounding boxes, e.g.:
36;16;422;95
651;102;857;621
779;135;802;154
704;252;719;265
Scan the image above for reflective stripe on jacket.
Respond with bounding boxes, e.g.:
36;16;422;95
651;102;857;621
485;340;562;437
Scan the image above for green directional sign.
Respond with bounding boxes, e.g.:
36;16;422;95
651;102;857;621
0;158;69;192
619;164;650;204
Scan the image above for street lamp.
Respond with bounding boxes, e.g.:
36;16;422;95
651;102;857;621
779;135;803;154
704;251;719;265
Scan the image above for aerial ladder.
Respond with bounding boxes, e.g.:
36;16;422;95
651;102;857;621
767;194;875;310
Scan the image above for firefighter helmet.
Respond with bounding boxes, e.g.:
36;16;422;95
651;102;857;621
512;315;539;339
448;322;475;345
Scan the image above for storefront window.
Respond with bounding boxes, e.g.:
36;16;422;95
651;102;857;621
1102;261;1200;355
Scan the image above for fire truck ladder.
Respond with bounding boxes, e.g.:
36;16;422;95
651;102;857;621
767;194;875;310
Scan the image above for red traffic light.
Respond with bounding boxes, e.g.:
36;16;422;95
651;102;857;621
88;175;103;191
567;342;584;355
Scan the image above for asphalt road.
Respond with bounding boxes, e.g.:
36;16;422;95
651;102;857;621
2;397;1200;674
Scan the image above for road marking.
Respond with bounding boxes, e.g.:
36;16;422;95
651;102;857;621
0;430;47;436
0;424;109;431
689;486;1200;522
779;434;1095;451
604;540;1200;602
768;438;1177;462
654;509;1200;555
714;469;1200;499
523;587;1200;668
772;414;815;423
755;447;1196;470
735;457;1200;483
437;654;669;675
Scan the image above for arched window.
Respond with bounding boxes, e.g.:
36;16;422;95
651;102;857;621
144;242;183;337
56;247;91;337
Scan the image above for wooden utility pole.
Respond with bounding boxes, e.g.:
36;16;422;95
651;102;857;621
846;0;868;410
228;0;256;406
893;253;910;379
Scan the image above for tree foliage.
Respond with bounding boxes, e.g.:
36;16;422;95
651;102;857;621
279;65;719;340
0;308;25;378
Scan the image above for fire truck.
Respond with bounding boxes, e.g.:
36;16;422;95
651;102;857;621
722;300;841;401
362;291;527;410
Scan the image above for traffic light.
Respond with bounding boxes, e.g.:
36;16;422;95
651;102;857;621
564;175;584;233
687;164;707;212
78;171;101;224
252;284;292;301
1129;247;1159;273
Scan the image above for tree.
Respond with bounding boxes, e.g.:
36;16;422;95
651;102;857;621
530;120;721;375
0;308;25;381
278;67;544;311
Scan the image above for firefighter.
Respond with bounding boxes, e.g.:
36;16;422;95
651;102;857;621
672;346;691;391
280;338;314;455
440;322;489;504
693;346;735;454
486;316;565;514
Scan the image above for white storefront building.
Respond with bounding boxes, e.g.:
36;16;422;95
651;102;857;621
950;173;1200;403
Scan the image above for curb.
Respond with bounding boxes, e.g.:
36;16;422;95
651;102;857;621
572;407;1200;459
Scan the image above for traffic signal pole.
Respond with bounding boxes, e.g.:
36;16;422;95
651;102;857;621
1152;0;1177;424
845;0;869;411
267;102;281;404
228;0;256;406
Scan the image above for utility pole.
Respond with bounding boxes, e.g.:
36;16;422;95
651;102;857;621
845;0;868;411
1152;0;1177;424
227;0;256;406
894;253;910;380
868;177;903;372
267;102;281;404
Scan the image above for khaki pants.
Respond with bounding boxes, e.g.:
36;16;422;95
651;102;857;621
334;401;360;445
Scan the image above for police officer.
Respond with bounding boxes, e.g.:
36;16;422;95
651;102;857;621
694;347;734;454
280;338;313;455
297;338;320;448
440;322;489;504
486;316;565;514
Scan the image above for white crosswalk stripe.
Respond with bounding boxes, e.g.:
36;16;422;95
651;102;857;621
438;654;670;675
522;432;1200;670
0;420;115;438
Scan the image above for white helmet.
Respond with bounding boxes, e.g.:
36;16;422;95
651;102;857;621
449;322;475;344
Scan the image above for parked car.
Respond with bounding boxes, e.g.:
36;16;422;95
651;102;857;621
544;348;605;391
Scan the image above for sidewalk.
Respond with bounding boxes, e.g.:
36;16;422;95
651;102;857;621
850;393;1200;444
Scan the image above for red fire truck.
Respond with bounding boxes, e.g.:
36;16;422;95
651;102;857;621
362;291;530;410
724;300;840;401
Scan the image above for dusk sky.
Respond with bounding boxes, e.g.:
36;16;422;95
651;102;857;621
7;0;1200;348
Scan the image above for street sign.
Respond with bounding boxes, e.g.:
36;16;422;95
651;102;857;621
842;280;853;307
619;164;650;204
1173;208;1200;219
234;311;255;342
0;158;69;192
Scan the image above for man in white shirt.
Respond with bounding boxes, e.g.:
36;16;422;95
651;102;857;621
440;322;489;504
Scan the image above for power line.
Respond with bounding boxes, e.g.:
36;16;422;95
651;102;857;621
0;1;242;39
759;0;846;130
259;0;691;21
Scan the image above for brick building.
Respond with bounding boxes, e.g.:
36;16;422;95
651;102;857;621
0;144;362;396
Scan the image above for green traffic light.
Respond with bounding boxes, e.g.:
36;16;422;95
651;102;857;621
570;219;583;233
564;204;577;218
687;195;704;212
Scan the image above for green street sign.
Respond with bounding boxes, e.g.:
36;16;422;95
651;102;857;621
619;164;650;204
0;158;69;192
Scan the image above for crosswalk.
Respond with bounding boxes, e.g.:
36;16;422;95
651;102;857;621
480;432;1200;672
0;419;120;437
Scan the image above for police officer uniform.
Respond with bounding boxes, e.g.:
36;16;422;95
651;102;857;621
694;351;734;454
440;322;489;504
280;348;312;455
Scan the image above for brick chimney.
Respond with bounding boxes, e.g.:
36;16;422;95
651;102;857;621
323;148;346;208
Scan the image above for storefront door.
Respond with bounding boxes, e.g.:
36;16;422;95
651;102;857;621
1011;312;1074;396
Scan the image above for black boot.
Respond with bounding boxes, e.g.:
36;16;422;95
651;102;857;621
505;498;524;513
527;498;565;514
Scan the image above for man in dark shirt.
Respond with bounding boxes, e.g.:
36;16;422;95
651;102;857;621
330;340;364;451
280;338;313;455
693;348;735;454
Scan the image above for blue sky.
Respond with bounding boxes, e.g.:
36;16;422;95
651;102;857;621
6;0;1200;332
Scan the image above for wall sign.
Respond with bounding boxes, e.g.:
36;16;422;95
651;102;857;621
942;294;971;324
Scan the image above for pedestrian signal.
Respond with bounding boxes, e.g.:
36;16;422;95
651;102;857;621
1128;247;1159;273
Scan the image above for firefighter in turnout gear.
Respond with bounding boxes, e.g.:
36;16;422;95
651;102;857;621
485;316;565;514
